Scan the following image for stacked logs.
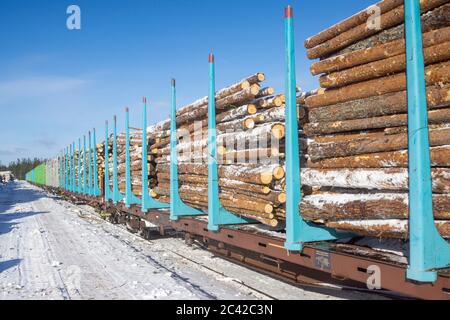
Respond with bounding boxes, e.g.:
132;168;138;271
103;131;157;196
300;0;450;239
148;73;302;227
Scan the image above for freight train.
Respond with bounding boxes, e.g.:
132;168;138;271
26;1;450;299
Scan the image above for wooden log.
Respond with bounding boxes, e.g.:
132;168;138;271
306;0;448;59
306;61;450;108
216;85;261;110
307;146;450;168
300;193;450;221
308;127;450;160
320;41;450;88
175;85;262;125
222;148;283;163
156;163;281;185
304;0;404;49
308;85;450;123
256;95;284;109
176;73;265;117
311;26;450;75
336;3;450;55
301;168;450;193
305;108;450;135
325;219;450;239
255;87;275;99
217;104;257;122
157;184;275;216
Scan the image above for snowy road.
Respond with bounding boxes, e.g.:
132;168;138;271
0;181;385;300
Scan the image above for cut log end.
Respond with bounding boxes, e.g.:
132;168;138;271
272;124;286;139
260;172;273;185
273;166;285;180
247;104;257;115
264;204;274;214
244;118;255;129
278;192;287;204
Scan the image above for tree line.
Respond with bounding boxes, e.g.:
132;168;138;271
0;158;46;180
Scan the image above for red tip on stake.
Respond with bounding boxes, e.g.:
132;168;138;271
171;79;176;87
285;6;293;18
125;107;129;112
208;53;214;63
143;97;147;104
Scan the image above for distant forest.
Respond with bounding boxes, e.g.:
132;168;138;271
0;158;46;180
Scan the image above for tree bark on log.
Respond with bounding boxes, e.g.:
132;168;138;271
300;193;450;221
311;26;450;75
305;107;450;135
306;146;450;168
306;61;450;108
308;85;450;122
306;0;448;59
336;4;450;56
304;0;404;49
324;220;450;239
319;41;450;88
308;127;450;160
300;168;450;193
176;73;265;117
156;163;283;185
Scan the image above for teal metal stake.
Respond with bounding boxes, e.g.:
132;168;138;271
207;54;252;231
404;0;450;282
93;128;101;196
141;98;170;211
78;139;82;194
169;80;203;219
88;131;93;196
125;108;141;208
283;6;351;251
104;121;113;202
72;142;76;193
83;135;87;194
65;147;69;190
112;115;125;204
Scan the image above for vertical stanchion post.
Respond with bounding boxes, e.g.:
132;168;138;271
68;144;72;191
83;135;87;194
88;131;93;196
404;0;450;282
93;128;100;196
63;147;69;191
104;121;112;202
169;80;202;219
125;107;140;208
72;142;76;193
141;98;169;212
283;6;351;251
112;115;125;204
207;54;252;231
78;138;82;194
65;147;69;190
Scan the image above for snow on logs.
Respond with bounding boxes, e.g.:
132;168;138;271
301;0;450;239
139;72;303;228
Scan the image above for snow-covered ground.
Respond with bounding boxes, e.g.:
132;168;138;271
0;181;386;300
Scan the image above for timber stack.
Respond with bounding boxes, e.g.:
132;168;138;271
148;73;307;228
300;0;450;239
103;130;157;196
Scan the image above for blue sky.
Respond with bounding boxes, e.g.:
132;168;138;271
0;0;375;164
